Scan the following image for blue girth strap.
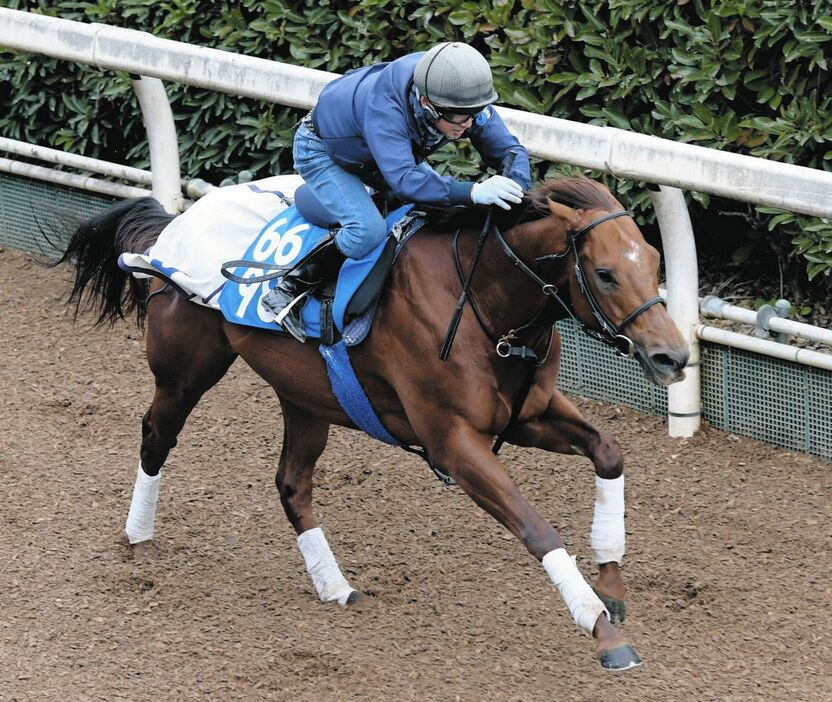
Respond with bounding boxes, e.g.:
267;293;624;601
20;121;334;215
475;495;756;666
319;340;401;446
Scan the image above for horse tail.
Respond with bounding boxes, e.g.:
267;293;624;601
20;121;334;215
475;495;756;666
56;197;175;327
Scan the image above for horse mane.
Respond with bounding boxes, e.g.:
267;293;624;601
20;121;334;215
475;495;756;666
423;176;618;232
524;176;618;216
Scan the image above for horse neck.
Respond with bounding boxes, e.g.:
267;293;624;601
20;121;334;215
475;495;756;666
467;215;570;336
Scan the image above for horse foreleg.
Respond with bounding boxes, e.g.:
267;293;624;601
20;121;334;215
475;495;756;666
426;420;640;670
503;389;628;622
126;293;236;550
276;398;365;607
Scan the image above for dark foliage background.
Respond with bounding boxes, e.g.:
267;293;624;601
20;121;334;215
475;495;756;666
2;0;831;300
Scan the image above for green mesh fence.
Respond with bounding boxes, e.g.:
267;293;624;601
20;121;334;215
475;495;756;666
0;171;116;260
558;324;831;459
557;318;669;415
2;171;830;459
700;342;832;457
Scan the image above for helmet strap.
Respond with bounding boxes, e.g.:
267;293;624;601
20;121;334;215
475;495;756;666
420;97;441;123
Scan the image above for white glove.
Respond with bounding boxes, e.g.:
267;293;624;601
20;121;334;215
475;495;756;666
470;175;524;210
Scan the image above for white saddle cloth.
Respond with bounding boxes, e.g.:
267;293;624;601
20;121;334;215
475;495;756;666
118;174;304;306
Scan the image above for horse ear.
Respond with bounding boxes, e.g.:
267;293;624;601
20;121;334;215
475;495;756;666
547;199;582;229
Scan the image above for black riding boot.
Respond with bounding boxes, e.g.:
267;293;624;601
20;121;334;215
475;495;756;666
260;236;346;342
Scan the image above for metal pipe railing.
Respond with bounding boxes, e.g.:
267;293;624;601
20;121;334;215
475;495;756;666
130;75;181;213
696;324;832;371
0;136;153;184
700;295;832;347
0;157;151;199
0;136;220;202
650;186;701;437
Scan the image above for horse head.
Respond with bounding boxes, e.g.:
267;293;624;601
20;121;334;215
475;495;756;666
523;178;689;386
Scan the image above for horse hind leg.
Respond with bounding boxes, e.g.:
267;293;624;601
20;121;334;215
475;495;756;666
125;292;236;555
503;389;628;623
276;398;367;607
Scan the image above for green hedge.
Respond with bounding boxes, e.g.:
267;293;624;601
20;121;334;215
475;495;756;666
1;0;831;288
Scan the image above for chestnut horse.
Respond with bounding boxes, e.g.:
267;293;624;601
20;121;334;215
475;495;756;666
59;177;688;671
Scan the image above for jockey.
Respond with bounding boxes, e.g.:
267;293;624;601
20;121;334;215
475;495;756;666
261;41;532;342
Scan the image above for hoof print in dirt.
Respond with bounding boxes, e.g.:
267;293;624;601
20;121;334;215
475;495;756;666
598;643;642;672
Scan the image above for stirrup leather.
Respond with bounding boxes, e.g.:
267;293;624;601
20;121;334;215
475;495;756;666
260;234;346;342
273;289;312;325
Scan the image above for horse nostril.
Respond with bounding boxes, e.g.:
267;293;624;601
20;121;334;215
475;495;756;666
650;349;689;374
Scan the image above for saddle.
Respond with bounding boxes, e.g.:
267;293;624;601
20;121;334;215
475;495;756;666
293;184;406;345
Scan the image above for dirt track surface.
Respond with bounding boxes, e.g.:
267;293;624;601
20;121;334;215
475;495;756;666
1;247;830;701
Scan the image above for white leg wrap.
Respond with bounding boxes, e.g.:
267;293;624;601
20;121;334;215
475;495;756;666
542;548;609;635
124;461;161;544
591;474;626;564
297;527;354;606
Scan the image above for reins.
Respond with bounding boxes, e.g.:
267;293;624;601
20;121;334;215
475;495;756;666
439;151;517;361
449;227;553;358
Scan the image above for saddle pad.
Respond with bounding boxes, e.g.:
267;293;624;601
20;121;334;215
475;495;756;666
118;174;413;340
218;203;413;338
119;175;302;304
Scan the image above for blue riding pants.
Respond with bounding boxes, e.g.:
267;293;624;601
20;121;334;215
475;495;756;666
292;122;386;259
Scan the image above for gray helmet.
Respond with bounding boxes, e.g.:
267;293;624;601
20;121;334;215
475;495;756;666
413;42;498;112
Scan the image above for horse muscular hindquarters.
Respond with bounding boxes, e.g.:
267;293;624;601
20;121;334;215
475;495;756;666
58;178;688;671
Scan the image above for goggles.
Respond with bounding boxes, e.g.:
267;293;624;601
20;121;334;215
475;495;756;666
438;110;478;125
423;101;479;125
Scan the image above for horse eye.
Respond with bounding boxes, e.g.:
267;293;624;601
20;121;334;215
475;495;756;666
596;269;616;286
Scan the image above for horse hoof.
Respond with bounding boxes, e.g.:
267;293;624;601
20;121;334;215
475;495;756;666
593;588;626;624
345;590;372;608
598;643;642;672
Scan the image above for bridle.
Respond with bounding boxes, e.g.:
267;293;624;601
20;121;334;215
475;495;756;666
492;209;666;358
431;206;666;482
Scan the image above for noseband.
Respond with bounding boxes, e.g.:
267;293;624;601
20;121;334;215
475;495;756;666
493;209;665;357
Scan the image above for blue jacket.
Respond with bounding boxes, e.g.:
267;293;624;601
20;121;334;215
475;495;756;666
311;53;531;206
